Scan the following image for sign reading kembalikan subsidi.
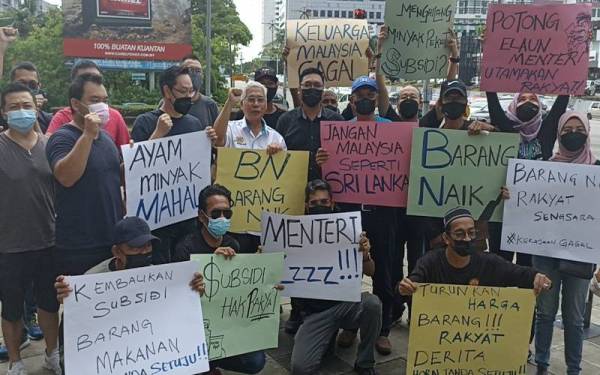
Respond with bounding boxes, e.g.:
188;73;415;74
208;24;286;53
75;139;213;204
480;3;592;95
381;0;455;80
407;284;535;374
407;128;519;222
63;0;192;60
286;19;370;88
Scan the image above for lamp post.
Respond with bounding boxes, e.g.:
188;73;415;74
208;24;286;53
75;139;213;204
205;0;212;97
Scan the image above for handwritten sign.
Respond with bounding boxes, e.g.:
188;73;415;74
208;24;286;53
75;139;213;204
191;253;284;360
63;262;208;375
501;159;600;263
286;19;370;88
381;0;455;80
261;211;362;302
122;132;211;230
215;148;308;233
480;3;592;95
407;284;535;374
407;128;519;222
321;121;415;207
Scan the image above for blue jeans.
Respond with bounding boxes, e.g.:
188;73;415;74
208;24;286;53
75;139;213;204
533;256;589;375
211;351;266;374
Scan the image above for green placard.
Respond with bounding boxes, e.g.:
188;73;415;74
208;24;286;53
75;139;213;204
407;128;520;222
192;253;285;360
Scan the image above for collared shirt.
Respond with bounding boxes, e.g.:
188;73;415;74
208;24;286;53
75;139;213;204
225;117;287;150
275;107;344;181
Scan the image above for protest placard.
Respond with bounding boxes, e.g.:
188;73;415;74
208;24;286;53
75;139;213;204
215;148;309;233
261;211;362;302
407;128;519;222
286;19;370;88
501;159;600;263
122;132;211;231
381;0;455;81
480;3;592;95
407;283;535;374
63;261;208;375
191;253;284;360
321;121;415;207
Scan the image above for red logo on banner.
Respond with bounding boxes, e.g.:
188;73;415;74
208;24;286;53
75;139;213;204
98;0;150;18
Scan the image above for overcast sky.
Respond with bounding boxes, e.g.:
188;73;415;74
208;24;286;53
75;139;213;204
45;0;263;62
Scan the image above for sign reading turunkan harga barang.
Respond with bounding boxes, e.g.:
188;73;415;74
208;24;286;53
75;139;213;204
63;0;192;61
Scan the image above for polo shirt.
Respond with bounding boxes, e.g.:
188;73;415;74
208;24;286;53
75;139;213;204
225;118;287;150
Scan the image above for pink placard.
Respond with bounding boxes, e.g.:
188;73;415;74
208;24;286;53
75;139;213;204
320;121;416;207
480;3;592;95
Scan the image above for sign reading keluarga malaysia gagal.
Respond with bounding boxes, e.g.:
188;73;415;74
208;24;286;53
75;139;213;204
501;159;600;263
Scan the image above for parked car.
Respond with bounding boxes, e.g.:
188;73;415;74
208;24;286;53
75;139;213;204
569;99;598;120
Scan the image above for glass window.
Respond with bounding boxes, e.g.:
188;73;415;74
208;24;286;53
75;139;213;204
320;10;325;17
328;10;332;17
334;10;339;17
313;10;318;17
376;12;381;19
369;11;374;18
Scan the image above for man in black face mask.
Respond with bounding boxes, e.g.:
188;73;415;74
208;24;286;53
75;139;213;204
398;207;552;296
180;55;219;130
276;67;344;181
322;90;339;114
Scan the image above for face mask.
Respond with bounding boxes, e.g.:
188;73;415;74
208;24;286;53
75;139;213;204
207;217;231;238
560;132;588;152
399;99;419;119
325;105;339;114
355;98;376;116
172;96;192;115
190;72;203;93
308;205;334;215
88;102;110;127
125;253;153;269
442;102;467;120
301;88;323;108
7;109;37;134
452;240;476;257
516;102;539;122
266;87;277;103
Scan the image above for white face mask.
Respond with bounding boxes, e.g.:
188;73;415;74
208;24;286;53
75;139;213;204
88;102;110;127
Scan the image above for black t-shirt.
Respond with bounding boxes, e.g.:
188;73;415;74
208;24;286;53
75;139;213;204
188;96;219;130
409;248;537;289
131;109;205;142
172;227;240;262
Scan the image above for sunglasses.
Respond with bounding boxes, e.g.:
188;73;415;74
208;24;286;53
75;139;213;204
207;209;233;220
308;198;331;207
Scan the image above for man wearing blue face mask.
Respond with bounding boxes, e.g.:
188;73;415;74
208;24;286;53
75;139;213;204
0;83;61;375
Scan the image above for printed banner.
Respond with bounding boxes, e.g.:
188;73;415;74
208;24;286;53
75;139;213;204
122;132;212;231
381;0;455;80
286;19;370;88
407;128;520;222
480;3;592;95
261;211;363;302
407;284;535;374
192;253;284;360
321;121;415;207
63;1;192;60
215;148;309;233
501;159;600;263
63;262;208;375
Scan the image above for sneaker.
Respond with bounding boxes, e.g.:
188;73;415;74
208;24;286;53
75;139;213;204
24;315;43;341
375;336;392;355
337;330;357;348
354;364;379;375
7;360;28;375
42;348;61;375
284;309;303;334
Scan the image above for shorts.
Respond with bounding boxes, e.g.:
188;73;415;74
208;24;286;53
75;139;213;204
0;248;60;321
54;246;113;276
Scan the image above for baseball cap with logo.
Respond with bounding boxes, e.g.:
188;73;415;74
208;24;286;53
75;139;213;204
254;68;278;83
441;80;468;98
351;76;378;94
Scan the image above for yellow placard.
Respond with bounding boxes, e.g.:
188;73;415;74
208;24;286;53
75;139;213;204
408;283;535;374
215;148;309;233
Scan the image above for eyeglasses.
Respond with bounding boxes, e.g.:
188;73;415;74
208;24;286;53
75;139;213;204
172;87;195;97
308;198;331;207
188;68;202;74
207;209;233;220
245;96;266;104
301;83;324;90
448;229;479;241
18;80;40;90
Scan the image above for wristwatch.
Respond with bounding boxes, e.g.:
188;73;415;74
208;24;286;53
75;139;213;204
449;57;460;63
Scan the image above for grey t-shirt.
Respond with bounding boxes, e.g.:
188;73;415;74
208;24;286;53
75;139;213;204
188;96;219;130
0;133;55;253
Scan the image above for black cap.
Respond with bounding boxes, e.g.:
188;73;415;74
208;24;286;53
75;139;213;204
443;207;474;230
255;68;278;83
441;80;467;98
114;217;159;247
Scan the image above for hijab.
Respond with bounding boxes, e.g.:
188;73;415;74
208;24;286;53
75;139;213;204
505;93;543;143
551;111;597;165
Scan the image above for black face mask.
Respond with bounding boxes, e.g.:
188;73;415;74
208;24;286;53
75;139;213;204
442;102;467;120
308;205;334;215
325;105;339;114
452;240;476;257
266;87;277;103
301;88;323;108
516;102;539;122
560;132;588;152
355;98;376;116
173;96;192;115
125;253;153;269
190;72;203;93
398;99;419;119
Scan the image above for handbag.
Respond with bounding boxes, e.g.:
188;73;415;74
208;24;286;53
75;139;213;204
558;259;595;280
